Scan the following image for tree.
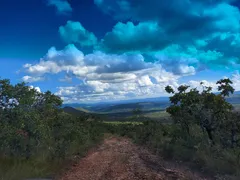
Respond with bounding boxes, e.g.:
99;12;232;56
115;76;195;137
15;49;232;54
165;79;236;146
217;78;235;97
0;78;63;158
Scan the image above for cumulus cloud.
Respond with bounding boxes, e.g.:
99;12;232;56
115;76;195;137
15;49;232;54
55;73;179;103
22;45;181;102
174;65;196;76
24;44;240;103
100;21;169;53
85;52;153;73
155;54;197;76
95;0;240;36
59;21;98;47
198;32;240;64
95;0;240;69
183;71;240;93
152;44;231;71
24;44;156;78
25;44;86;76
47;0;72;15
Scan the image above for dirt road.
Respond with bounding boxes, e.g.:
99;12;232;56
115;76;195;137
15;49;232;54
59;136;211;180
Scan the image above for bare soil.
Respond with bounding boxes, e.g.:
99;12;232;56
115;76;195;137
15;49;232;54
59;136;212;180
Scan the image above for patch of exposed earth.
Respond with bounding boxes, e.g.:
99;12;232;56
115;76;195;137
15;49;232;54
59;136;212;180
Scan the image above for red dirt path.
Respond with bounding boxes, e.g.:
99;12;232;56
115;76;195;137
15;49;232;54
59;136;211;180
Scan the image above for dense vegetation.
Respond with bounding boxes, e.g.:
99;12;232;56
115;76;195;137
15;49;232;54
0;79;104;180
1;78;240;180
106;79;240;179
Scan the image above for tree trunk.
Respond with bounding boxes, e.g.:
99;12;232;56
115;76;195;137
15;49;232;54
206;128;215;145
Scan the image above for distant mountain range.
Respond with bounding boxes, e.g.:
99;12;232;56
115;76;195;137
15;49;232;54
63;96;169;113
63;91;240;113
226;91;240;104
63;96;169;108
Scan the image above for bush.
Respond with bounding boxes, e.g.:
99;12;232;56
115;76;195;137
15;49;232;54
105;119;240;178
0;79;105;179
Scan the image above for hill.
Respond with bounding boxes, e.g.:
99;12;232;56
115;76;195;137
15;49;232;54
63;106;88;116
63;92;240;113
62;92;240;122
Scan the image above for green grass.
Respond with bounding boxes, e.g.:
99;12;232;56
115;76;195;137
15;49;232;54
0;140;103;180
144;111;172;122
144;110;169;118
0;157;55;180
0;119;105;180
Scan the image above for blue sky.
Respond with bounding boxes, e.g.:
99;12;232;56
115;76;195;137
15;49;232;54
1;0;240;103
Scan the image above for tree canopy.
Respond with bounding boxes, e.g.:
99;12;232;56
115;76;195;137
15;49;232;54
165;78;239;147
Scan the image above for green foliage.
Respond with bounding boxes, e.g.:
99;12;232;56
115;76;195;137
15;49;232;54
103;78;240;178
0;79;63;159
1;77;240;179
217;78;235;97
165;78;236;146
105;120;240;178
165;85;174;94
0;78;105;179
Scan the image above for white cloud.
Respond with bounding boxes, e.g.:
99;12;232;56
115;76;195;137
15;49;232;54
182;71;240;94
25;45;86;76
22;76;44;83
54;65;180;103
188;80;218;92
175;65;196;76
22;45;193;102
26;58;239;103
138;75;153;87
230;71;240;91
29;86;41;93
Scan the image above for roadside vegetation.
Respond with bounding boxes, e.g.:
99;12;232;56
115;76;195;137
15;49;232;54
106;78;240;179
0;79;105;180
1;78;240;179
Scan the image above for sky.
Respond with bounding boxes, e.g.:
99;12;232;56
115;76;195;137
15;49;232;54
1;0;240;103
